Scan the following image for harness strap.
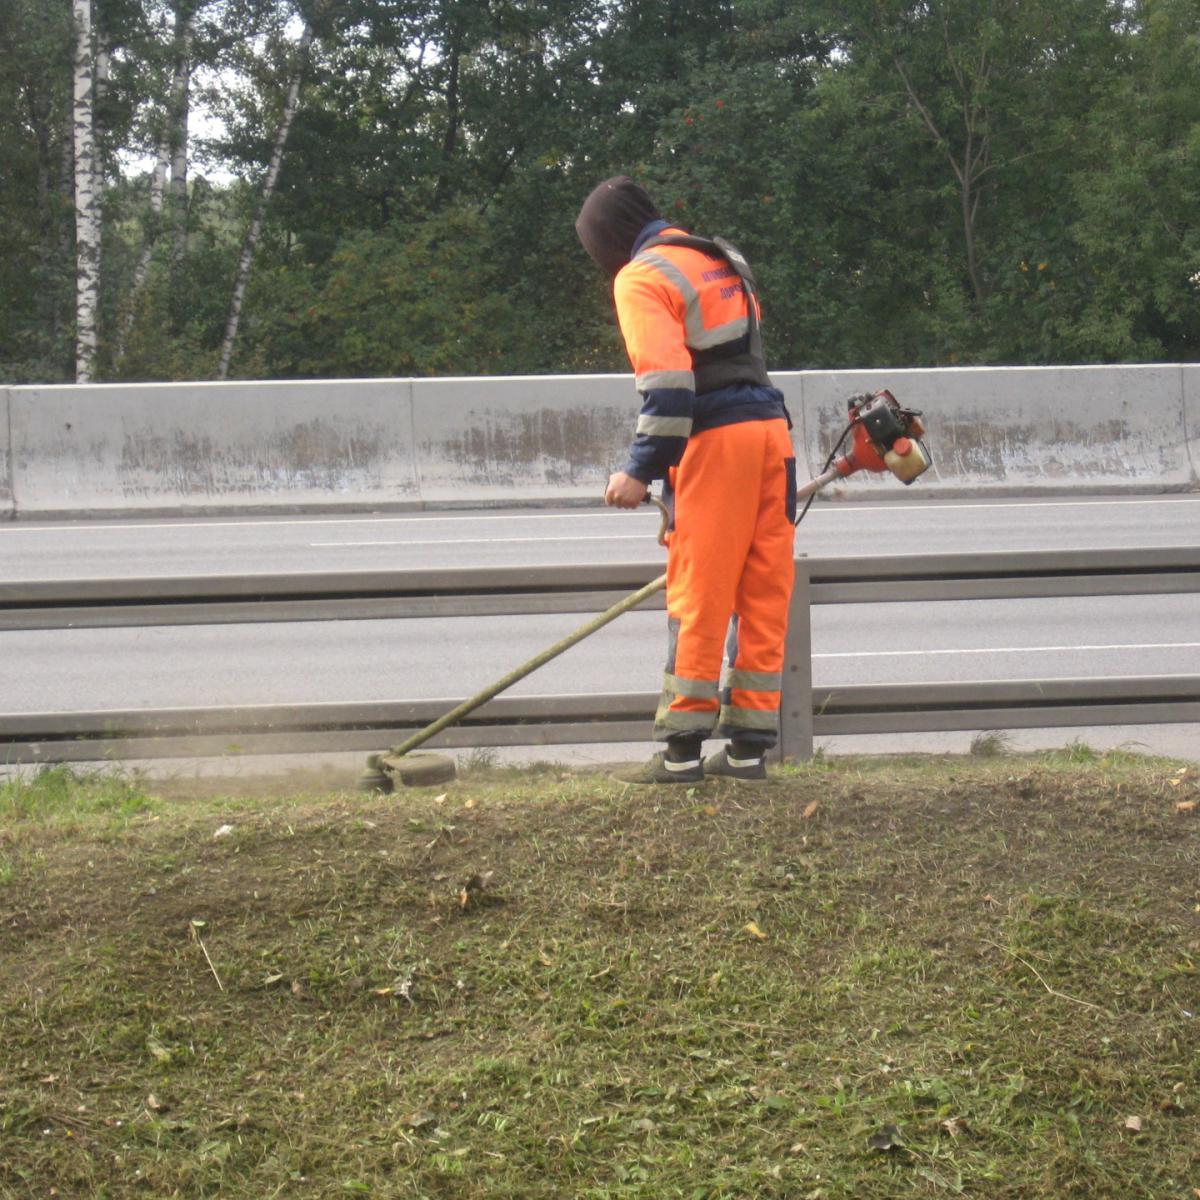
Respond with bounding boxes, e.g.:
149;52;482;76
637;233;771;392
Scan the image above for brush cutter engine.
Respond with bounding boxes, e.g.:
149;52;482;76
793;388;934;524
835;390;932;485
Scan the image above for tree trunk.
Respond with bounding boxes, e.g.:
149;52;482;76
960;130;985;307
137;138;172;290
433;26;461;209
94;30;110;147
115;6;196;362
72;0;100;383
170;7;194;275
892;52;990;309
113;133;172;363
216;19;316;380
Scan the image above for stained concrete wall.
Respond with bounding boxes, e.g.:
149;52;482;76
1184;365;1200;486
1;388;13;520
411;375;633;504
796;365;1196;496
9;379;420;516
5;366;1198;517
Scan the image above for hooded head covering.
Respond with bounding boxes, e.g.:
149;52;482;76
575;176;662;277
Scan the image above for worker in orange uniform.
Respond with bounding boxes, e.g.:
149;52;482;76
576;176;797;783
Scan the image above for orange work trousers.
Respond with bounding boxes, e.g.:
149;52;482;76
655;418;796;750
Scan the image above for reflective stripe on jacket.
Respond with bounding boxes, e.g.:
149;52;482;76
613;224;789;483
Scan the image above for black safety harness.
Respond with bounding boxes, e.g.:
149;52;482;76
637;233;773;395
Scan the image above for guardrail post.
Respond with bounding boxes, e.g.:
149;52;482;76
776;556;814;763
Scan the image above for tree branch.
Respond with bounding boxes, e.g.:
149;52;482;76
891;53;965;187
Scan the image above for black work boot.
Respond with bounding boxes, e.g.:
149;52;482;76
703;742;768;782
613;737;705;785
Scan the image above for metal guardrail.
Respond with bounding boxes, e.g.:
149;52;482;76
4;548;1199;627
0;564;671;628
3;546;1199;764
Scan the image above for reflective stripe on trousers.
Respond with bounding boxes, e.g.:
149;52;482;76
652;418;796;748
717;618;786;737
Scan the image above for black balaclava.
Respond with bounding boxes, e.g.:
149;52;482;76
575;176;662;278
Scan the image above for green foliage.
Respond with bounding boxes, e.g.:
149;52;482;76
110;177;254;379
0;765;156;824
1057;0;1200;361
0;0;75;382
257;209;541;377
2;0;1199;381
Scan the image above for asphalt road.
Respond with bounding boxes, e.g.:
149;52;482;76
2;493;1198;763
2;494;1200;578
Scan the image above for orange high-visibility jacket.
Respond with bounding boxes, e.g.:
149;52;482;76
613;223;789;482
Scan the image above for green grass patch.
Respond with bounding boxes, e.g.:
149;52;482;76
0;751;1197;1198
0;765;158;826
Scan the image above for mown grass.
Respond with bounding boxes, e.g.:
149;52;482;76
0;752;1197;1199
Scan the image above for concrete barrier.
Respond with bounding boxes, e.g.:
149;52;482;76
8;379;421;516
5;366;1197;517
1184;365;1200;485
410;375;632;504
796;365;1196;496
1;388;13;520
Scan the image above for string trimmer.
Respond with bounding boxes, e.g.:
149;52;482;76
358;389;931;791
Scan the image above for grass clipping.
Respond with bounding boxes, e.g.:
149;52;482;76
1;752;1198;1199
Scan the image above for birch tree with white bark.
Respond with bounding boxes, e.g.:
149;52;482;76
72;0;101;382
115;6;193;362
216;11;317;379
169;3;194;275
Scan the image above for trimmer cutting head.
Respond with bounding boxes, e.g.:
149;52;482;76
356;751;458;792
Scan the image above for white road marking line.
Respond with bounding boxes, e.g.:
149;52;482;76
309;535;662;547
815;641;1200;660
0;515;657;536
1;495;1198;535
818;497;1200;517
0;513;648;534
